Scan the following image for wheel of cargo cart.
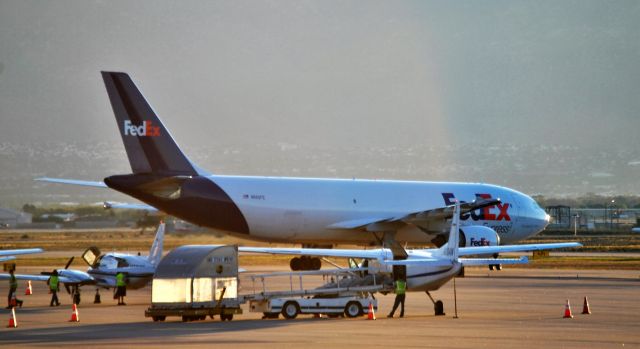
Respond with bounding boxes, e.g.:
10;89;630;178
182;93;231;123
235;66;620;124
152;316;166;322
182;315;189;322
282;301;300;319
262;312;279;319
225;314;233;321
344;301;362;318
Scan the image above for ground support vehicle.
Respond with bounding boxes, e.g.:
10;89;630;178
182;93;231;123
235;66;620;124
241;267;391;319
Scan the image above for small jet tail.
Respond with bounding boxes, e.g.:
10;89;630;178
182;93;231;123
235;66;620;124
438;200;461;260
147;222;165;266
101;72;202;176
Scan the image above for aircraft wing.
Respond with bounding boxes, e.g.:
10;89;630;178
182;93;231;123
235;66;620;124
0;248;43;258
239;247;382;260
35;177;108;188
0;273;78;284
457;242;582;257
460;256;529;266
327;198;500;231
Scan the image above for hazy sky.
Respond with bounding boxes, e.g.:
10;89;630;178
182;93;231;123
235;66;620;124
1;1;639;166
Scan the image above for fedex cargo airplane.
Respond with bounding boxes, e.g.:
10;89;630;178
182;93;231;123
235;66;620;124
38;72;550;270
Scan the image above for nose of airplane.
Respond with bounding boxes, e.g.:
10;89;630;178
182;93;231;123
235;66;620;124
511;193;551;242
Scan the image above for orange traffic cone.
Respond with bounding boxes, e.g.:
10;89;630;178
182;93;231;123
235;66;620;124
25;281;33;295
367;301;376;320
582;296;591;315
7;307;17;328
69;303;79;322
563;299;573;318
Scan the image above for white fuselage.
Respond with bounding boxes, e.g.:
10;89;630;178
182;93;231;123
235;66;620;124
87;253;155;289
211;175;549;245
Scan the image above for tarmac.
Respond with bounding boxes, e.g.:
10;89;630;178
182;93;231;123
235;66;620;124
0;267;639;348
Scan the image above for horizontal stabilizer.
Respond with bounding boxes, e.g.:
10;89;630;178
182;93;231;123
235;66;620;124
35;177;107;188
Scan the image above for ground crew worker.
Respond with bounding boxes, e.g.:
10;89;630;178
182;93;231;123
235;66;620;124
387;277;406;318
116;271;127;305
6;269;23;308
48;270;60;306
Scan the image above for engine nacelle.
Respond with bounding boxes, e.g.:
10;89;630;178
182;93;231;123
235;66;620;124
459;226;500;247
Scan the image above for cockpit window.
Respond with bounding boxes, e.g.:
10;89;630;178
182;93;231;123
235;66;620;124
116;258;129;268
99;256;118;269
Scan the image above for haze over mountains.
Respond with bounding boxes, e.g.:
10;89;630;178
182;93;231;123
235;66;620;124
2;139;640;207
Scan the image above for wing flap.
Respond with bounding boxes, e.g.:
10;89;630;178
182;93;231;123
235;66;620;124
458;242;582;257
460;256;528;266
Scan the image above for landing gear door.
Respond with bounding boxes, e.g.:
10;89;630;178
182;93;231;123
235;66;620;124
81;247;101;268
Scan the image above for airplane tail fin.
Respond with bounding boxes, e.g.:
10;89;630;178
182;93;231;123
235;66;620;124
438;200;461;260
147;222;165;266
101;72;201;176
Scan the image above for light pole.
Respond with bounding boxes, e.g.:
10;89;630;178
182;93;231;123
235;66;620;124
573;214;580;236
608;200;615;230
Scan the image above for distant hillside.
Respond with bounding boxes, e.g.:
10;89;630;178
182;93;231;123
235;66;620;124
1;141;640;207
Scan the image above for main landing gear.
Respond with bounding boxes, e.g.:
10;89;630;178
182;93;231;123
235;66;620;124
425;291;445;316
290;256;321;271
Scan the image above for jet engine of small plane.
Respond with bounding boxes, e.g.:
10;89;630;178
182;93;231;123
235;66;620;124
458;226;500;247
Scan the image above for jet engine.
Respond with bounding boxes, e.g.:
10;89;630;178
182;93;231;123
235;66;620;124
459;226;500;247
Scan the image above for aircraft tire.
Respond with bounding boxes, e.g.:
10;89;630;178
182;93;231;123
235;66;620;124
434;300;445;316
311;257;321;270
290;257;301;271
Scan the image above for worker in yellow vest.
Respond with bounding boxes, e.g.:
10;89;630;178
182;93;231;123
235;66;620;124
115;272;127;305
387;277;406;318
6;269;23;308
48;270;60;306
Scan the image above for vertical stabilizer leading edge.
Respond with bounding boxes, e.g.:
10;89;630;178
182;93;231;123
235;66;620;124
147;222;165;266
440;200;461;260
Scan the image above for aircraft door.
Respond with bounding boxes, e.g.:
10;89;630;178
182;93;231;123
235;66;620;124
81;247;101;268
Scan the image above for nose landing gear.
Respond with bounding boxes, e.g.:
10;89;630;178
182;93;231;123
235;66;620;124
425;291;445;316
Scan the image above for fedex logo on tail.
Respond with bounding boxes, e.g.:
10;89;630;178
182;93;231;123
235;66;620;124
123;120;160;137
442;193;511;221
